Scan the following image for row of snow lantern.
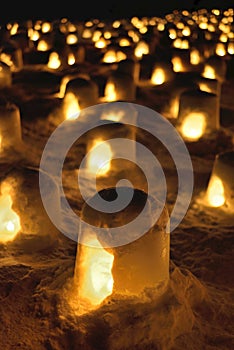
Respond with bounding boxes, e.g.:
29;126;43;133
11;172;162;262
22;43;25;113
0;9;234;71
0;99;233;315
0;99;170;314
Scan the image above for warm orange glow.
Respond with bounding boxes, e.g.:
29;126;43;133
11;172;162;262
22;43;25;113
87;139;112;175
37;40;49;51
151;68;166;85
67;52;76;66
0;193;21;243
29;30;40;41
228;42;234;55
95;37;107;49
206;176;225;207
180;112;206;141
199;83;212;93
104;82;117;102
82;28;92;39
10;23;18;35
41;22;51;33
63;92;80;120
182;26;191;36
172;56;183;72
66;34;78;45
119;38;131;47
103;50;117;63
190;49;201;65
134;41;149;58
169;28;177;40
116;51;127;62
77;238;114;306
101;110;124;122
216;43;226;57
203;65;216;79
47;52;61;69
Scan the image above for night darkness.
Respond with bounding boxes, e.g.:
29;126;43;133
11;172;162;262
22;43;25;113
1;0;234;23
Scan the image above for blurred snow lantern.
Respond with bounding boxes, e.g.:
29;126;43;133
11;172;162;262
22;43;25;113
190;47;203;66
0;101;24;162
134;40;149;59
227;41;234;55
160;73;199;119
100;101;138;124
171;49;191;73
0;182;21;243
74;187;170;311
196;76;221;97
0;42;23;72
0;62;12;88
177;89;220;142
62;77;99;120
0;166;61;251
202;56;227;83
215;42;227;57
47;51;61;70
205;151;234;212
116;58;140;84
84;119;136;178
103;71;136;102
150;61;174;86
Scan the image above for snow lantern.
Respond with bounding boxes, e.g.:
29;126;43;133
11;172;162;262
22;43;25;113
0;101;24;162
62;77;99;120
0;62;12;88
150;61;174;86
176;89;220;141
0;166;61;250
202;56;227;83
103;71;136;102
74;187;170;312
84;119;136;178
205;151;234;212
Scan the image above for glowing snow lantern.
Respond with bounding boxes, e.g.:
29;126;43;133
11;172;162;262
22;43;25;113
116;58;140;84
227;42;234;55
0;102;24;162
190;48;201;65
67;52;76;66
84;118;136;180
134;40;149;59
63;92;80;120
197;76;221;97
37;39;50;51
177;89;220;141
215;43;226;57
86;139;113;176
66;33;78;45
202;56;227;83
103;71;136;102
205;151;234;211
0;186;21;243
0;167;61;251
151;67;166;85
100;101;138;125
64;77;99;111
47;52;61;69
73;187;170;313
102;49;118;63
0;62;12;88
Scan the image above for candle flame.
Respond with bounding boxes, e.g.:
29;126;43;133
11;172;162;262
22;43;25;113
87;139;112;175
0;193;21;243
206;176;225;207
180;112;206;141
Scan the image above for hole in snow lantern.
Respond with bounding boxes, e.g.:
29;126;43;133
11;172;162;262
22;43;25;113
205;151;234;211
0;101;24;163
177;89;220;141
0;166;61;251
150;61;174;86
74;187;170;312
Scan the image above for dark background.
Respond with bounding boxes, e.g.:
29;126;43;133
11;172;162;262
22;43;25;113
1;0;234;23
